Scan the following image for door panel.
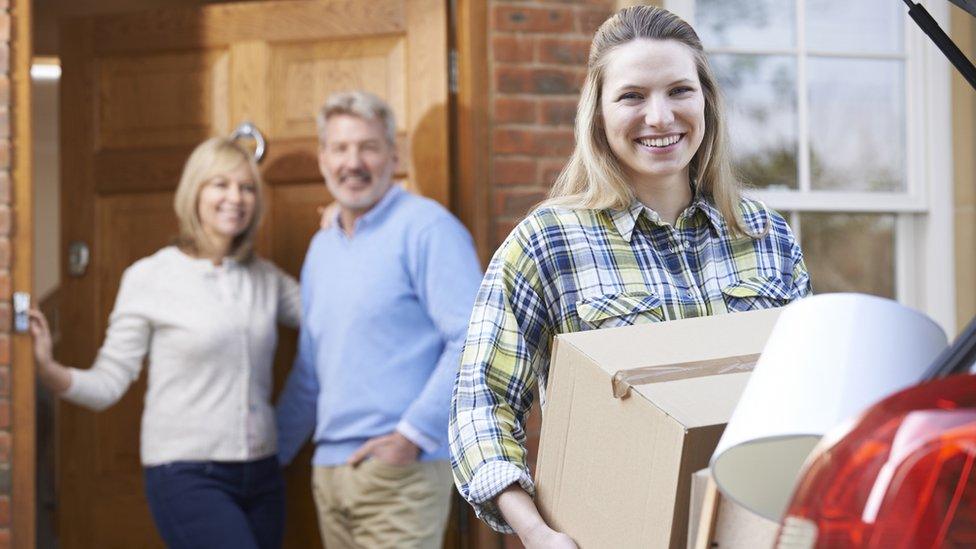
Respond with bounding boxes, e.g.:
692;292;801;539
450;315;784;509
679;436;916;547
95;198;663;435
269;37;407;139
92;193;177;549
96;51;230;150
59;1;450;547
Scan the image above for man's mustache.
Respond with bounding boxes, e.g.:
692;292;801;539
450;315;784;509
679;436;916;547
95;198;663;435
339;169;372;183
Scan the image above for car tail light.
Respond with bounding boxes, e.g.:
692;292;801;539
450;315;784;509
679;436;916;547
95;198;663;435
778;374;976;549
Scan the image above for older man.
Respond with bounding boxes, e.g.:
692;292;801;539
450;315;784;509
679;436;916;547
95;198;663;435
275;91;482;548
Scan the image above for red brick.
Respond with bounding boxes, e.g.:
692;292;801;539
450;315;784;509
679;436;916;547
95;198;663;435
494;97;536;124
495;67;528;94
0;239;8;269
0;432;8;463
0;529;10;549
0;367;7;399
494;5;574;33
492;35;536;63
539;98;578;126
578;7;612;34
494;158;538;186
0;496;8;527
0;401;8;430
0;335;9;365
538;38;591;65
0;272;8;300
496;66;584;95
541;159;568;186
493;128;575;156
494;188;547;217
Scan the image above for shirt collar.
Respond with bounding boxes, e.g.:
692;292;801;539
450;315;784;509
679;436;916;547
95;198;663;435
687;196;724;234
606;201;645;243
331;183;405;234
605;182;723;242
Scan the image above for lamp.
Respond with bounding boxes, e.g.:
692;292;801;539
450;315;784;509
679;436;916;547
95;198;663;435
710;293;947;520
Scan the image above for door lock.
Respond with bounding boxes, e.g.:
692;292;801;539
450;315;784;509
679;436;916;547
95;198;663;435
13;292;30;333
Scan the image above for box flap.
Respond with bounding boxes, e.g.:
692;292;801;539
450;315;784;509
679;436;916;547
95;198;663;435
633;372;753;428
557;308;781;379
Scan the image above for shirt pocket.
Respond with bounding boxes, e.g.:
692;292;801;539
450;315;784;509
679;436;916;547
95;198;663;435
721;275;792;313
576;291;665;330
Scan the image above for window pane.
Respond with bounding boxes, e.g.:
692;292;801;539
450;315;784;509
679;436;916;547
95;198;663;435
799;213;895;298
805;0;904;54
807;58;905;192
711;54;798;190
696;0;795;50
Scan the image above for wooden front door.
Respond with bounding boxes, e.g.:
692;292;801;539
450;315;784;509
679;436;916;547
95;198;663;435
58;1;450;547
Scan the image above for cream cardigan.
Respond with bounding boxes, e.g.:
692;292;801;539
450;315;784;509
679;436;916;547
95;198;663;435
64;246;301;465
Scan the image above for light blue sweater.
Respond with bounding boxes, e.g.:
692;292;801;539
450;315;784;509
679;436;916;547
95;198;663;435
275;186;483;466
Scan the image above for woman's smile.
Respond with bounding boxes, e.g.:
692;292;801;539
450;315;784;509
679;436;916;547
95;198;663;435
634;133;685;154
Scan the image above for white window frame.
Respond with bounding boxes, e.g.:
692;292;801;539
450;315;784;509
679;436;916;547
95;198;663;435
666;0;956;334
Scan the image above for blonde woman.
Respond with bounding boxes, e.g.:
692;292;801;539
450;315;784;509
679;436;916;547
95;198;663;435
449;6;811;548
29;137;300;549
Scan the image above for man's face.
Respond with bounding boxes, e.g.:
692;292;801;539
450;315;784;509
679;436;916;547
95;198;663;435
318;114;398;215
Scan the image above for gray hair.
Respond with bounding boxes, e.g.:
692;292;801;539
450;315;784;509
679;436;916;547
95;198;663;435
316;90;397;146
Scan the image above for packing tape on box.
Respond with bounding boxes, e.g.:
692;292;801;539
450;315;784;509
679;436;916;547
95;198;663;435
610;353;761;399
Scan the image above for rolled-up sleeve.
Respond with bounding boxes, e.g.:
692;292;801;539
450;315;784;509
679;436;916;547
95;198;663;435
449;232;552;533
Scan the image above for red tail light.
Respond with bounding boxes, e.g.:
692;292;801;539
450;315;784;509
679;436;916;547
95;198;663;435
778;374;976;549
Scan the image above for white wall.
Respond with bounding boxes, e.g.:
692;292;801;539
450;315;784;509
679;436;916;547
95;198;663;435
32;70;59;300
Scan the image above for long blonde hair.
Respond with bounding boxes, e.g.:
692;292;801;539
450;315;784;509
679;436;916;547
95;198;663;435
173;137;265;262
545;5;753;236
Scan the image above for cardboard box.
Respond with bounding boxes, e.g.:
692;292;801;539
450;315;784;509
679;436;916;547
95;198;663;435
535;308;782;549
687;469;779;549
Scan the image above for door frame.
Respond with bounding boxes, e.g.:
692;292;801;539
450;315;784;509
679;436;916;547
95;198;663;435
452;0;492;266
451;1;502;546
14;0;494;546
12;0;37;546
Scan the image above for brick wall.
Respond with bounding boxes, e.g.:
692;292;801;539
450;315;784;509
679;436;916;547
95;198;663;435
485;1;616;546
488;0;616;251
0;0;11;544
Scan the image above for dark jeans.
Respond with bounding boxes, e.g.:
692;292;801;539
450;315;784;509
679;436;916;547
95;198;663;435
143;456;285;549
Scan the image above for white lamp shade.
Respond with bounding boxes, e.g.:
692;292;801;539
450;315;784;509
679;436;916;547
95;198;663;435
710;293;947;521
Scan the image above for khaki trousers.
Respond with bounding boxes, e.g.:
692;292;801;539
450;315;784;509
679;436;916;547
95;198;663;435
311;459;453;549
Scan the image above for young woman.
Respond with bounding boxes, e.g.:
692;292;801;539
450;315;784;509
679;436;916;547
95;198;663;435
449;6;811;548
30;137;301;549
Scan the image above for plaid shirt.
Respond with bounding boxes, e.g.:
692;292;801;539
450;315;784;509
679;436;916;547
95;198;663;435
449;195;811;533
